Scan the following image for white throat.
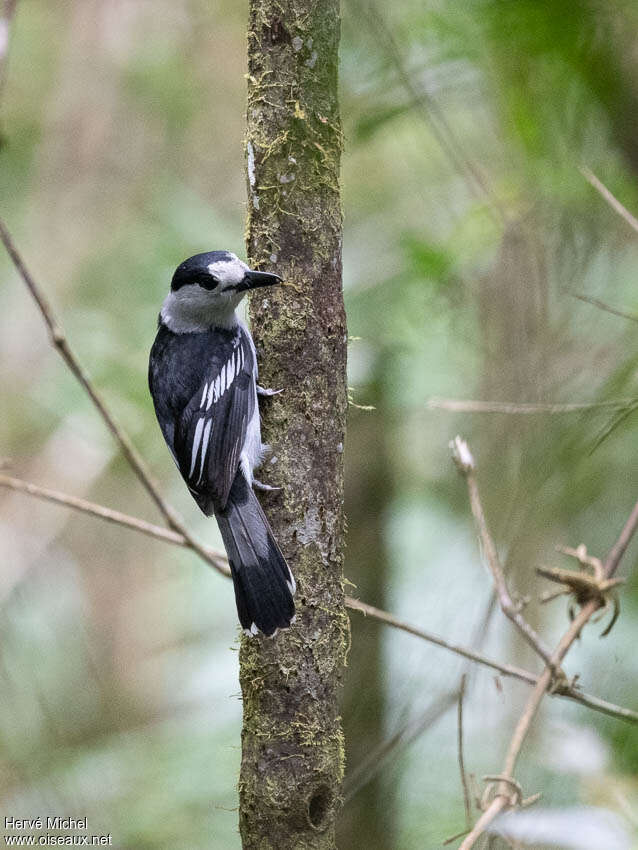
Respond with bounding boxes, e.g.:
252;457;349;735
160;288;244;333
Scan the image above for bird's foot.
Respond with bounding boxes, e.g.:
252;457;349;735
257;385;283;397
253;478;281;492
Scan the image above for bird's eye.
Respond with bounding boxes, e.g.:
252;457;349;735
199;275;219;291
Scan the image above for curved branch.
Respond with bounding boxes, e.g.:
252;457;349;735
0;472;229;574
451;437;554;667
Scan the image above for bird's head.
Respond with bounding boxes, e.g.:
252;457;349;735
162;251;282;332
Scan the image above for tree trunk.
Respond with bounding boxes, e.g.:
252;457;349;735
239;1;349;848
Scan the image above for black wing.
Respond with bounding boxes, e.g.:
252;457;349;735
149;323;256;514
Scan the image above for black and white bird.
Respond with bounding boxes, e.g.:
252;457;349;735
148;251;296;637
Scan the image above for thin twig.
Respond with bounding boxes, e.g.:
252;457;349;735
443;829;471;846
459;606;593;849
589;400;638;456
343;691;457;802
457;492;638;849
581;166;638;236
555;686;638;721
603;499;638;578
450;437;554;668
0;473;229;574
571;292;638;324
353;0;503;222
457;674;472;829
503;606;593;781
347;607;488;805
2;472;636;724
344;597;537;685
428;398;630;414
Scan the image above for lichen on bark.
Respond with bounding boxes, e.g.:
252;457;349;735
239;0;348;848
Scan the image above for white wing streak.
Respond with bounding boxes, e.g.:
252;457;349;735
188;336;250;487
189;417;205;478
204;349;242;411
197;418;213;484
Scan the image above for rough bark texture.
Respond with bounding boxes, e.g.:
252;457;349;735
240;1;348;848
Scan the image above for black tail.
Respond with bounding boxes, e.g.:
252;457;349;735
215;472;295;637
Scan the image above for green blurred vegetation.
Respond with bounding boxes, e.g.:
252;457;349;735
1;1;638;848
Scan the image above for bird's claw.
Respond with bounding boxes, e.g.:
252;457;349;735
253;478;281;492
257;385;283;397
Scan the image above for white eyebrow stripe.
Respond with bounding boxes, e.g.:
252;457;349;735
200;383;208;408
197;418;213;484
189;417;205;478
207;256;248;285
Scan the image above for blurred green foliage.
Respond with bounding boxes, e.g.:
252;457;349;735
1;0;638;848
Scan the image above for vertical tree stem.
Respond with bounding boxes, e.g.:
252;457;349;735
240;2;348;848
338;400;394;849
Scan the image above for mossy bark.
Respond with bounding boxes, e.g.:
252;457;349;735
240;1;348;848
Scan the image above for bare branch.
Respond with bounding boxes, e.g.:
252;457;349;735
345;597;536;685
450;437;554;667
581;166;638;236
3;473;636;724
336;600;637;720
460;606;595;849
603;499;638;579
457;674;472;829
443;828;471;846
429;398;629;414
0;473;229;575
555;686;637;721
343;691;457;803
571;292;638;323
458;495;638;849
